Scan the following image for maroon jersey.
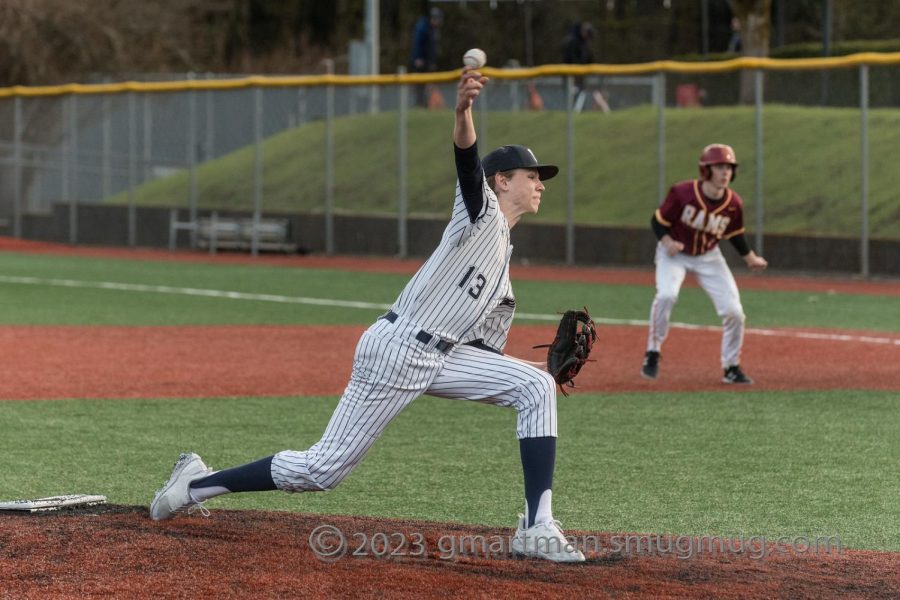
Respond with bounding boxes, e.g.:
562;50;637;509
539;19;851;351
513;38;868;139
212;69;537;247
654;180;745;256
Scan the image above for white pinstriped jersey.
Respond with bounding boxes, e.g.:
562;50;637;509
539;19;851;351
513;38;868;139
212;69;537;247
270;142;558;494
391;179;516;351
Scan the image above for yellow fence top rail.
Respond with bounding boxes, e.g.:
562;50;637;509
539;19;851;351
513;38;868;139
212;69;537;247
2;52;899;98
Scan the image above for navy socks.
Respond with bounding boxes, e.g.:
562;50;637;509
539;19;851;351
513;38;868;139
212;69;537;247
519;436;556;528
190;455;277;493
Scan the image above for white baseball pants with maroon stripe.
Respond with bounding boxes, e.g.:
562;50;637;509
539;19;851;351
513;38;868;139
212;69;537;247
647;244;746;369
271;315;557;492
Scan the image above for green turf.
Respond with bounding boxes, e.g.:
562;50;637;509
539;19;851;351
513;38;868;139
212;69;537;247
1;251;896;551
101;105;900;239
0;391;896;551
0;252;897;331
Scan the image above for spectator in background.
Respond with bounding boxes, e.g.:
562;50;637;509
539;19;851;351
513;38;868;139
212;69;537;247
562;21;597;110
410;6;443;107
562;21;595;67
727;16;742;53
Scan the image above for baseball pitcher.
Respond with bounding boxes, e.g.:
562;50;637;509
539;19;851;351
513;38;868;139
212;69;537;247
150;68;586;563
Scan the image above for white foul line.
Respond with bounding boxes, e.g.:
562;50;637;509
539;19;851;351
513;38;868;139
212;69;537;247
2;275;898;347
0;275;382;310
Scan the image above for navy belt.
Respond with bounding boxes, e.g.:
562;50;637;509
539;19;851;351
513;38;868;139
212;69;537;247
382;311;454;354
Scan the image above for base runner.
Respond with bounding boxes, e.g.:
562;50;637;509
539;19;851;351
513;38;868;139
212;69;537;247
641;143;768;384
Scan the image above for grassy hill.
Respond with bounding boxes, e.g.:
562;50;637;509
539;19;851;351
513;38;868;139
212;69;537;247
105;105;900;239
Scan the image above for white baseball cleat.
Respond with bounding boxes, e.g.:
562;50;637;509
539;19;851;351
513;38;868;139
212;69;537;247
511;514;585;563
150;452;213;521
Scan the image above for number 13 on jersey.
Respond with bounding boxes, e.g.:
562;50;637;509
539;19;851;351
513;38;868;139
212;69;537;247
459;266;486;299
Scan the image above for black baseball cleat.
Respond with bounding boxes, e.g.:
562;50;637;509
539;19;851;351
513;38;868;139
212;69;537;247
722;365;753;384
641;351;660;379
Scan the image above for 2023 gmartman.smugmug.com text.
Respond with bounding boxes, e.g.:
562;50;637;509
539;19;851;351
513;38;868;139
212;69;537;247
306;524;843;562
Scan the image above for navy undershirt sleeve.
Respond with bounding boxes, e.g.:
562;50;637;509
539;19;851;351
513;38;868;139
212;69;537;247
729;232;751;256
455;142;485;223
651;214;669;239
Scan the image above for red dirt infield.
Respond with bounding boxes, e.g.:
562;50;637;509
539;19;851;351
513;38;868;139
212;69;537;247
1;323;897;401
1;238;898;597
2;506;898;599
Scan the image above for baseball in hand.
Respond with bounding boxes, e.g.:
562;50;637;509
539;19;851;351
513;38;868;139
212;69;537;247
463;48;487;69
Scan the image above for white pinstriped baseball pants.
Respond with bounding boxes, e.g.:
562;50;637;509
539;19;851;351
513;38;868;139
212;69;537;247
271;315;558;493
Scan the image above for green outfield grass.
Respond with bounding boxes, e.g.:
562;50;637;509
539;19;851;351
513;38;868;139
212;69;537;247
0;391;896;551
0;251;897;552
0;252;898;331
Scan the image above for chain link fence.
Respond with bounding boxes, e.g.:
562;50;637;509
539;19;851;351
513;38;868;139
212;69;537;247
0;54;898;275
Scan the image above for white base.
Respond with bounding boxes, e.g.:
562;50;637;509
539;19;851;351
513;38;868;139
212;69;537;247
0;494;108;512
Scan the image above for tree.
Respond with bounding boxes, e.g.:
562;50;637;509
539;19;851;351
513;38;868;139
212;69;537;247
730;0;773;103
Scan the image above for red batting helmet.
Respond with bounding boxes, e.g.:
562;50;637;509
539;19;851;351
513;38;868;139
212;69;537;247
698;143;738;181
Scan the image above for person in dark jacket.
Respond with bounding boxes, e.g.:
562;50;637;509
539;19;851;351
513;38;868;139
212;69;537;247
562;21;596;108
410;7;443;107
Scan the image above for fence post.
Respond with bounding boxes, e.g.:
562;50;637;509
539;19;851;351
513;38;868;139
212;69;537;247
565;75;575;266
68;95;78;244
324;59;335;255
209;211;218;255
128;93;137;247
205;73;215;161
398;67;408;259
12;96;22;238
252;86;263;257
188;82;198;249
754;69;765;256
655;73;666;205
102;92;112;200
366;0;379;114
142;95;152;183
296;87;307;126
859;64;869;277
168;208;177;251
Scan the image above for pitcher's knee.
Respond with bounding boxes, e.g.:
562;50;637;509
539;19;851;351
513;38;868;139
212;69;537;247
514;370;558;438
306;455;356;491
515;370;556;410
531;370;557;403
272;450;351;493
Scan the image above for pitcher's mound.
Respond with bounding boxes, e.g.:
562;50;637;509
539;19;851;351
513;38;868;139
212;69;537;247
1;507;897;598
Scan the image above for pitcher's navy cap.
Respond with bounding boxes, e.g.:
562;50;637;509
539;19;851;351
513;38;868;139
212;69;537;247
482;145;559;181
